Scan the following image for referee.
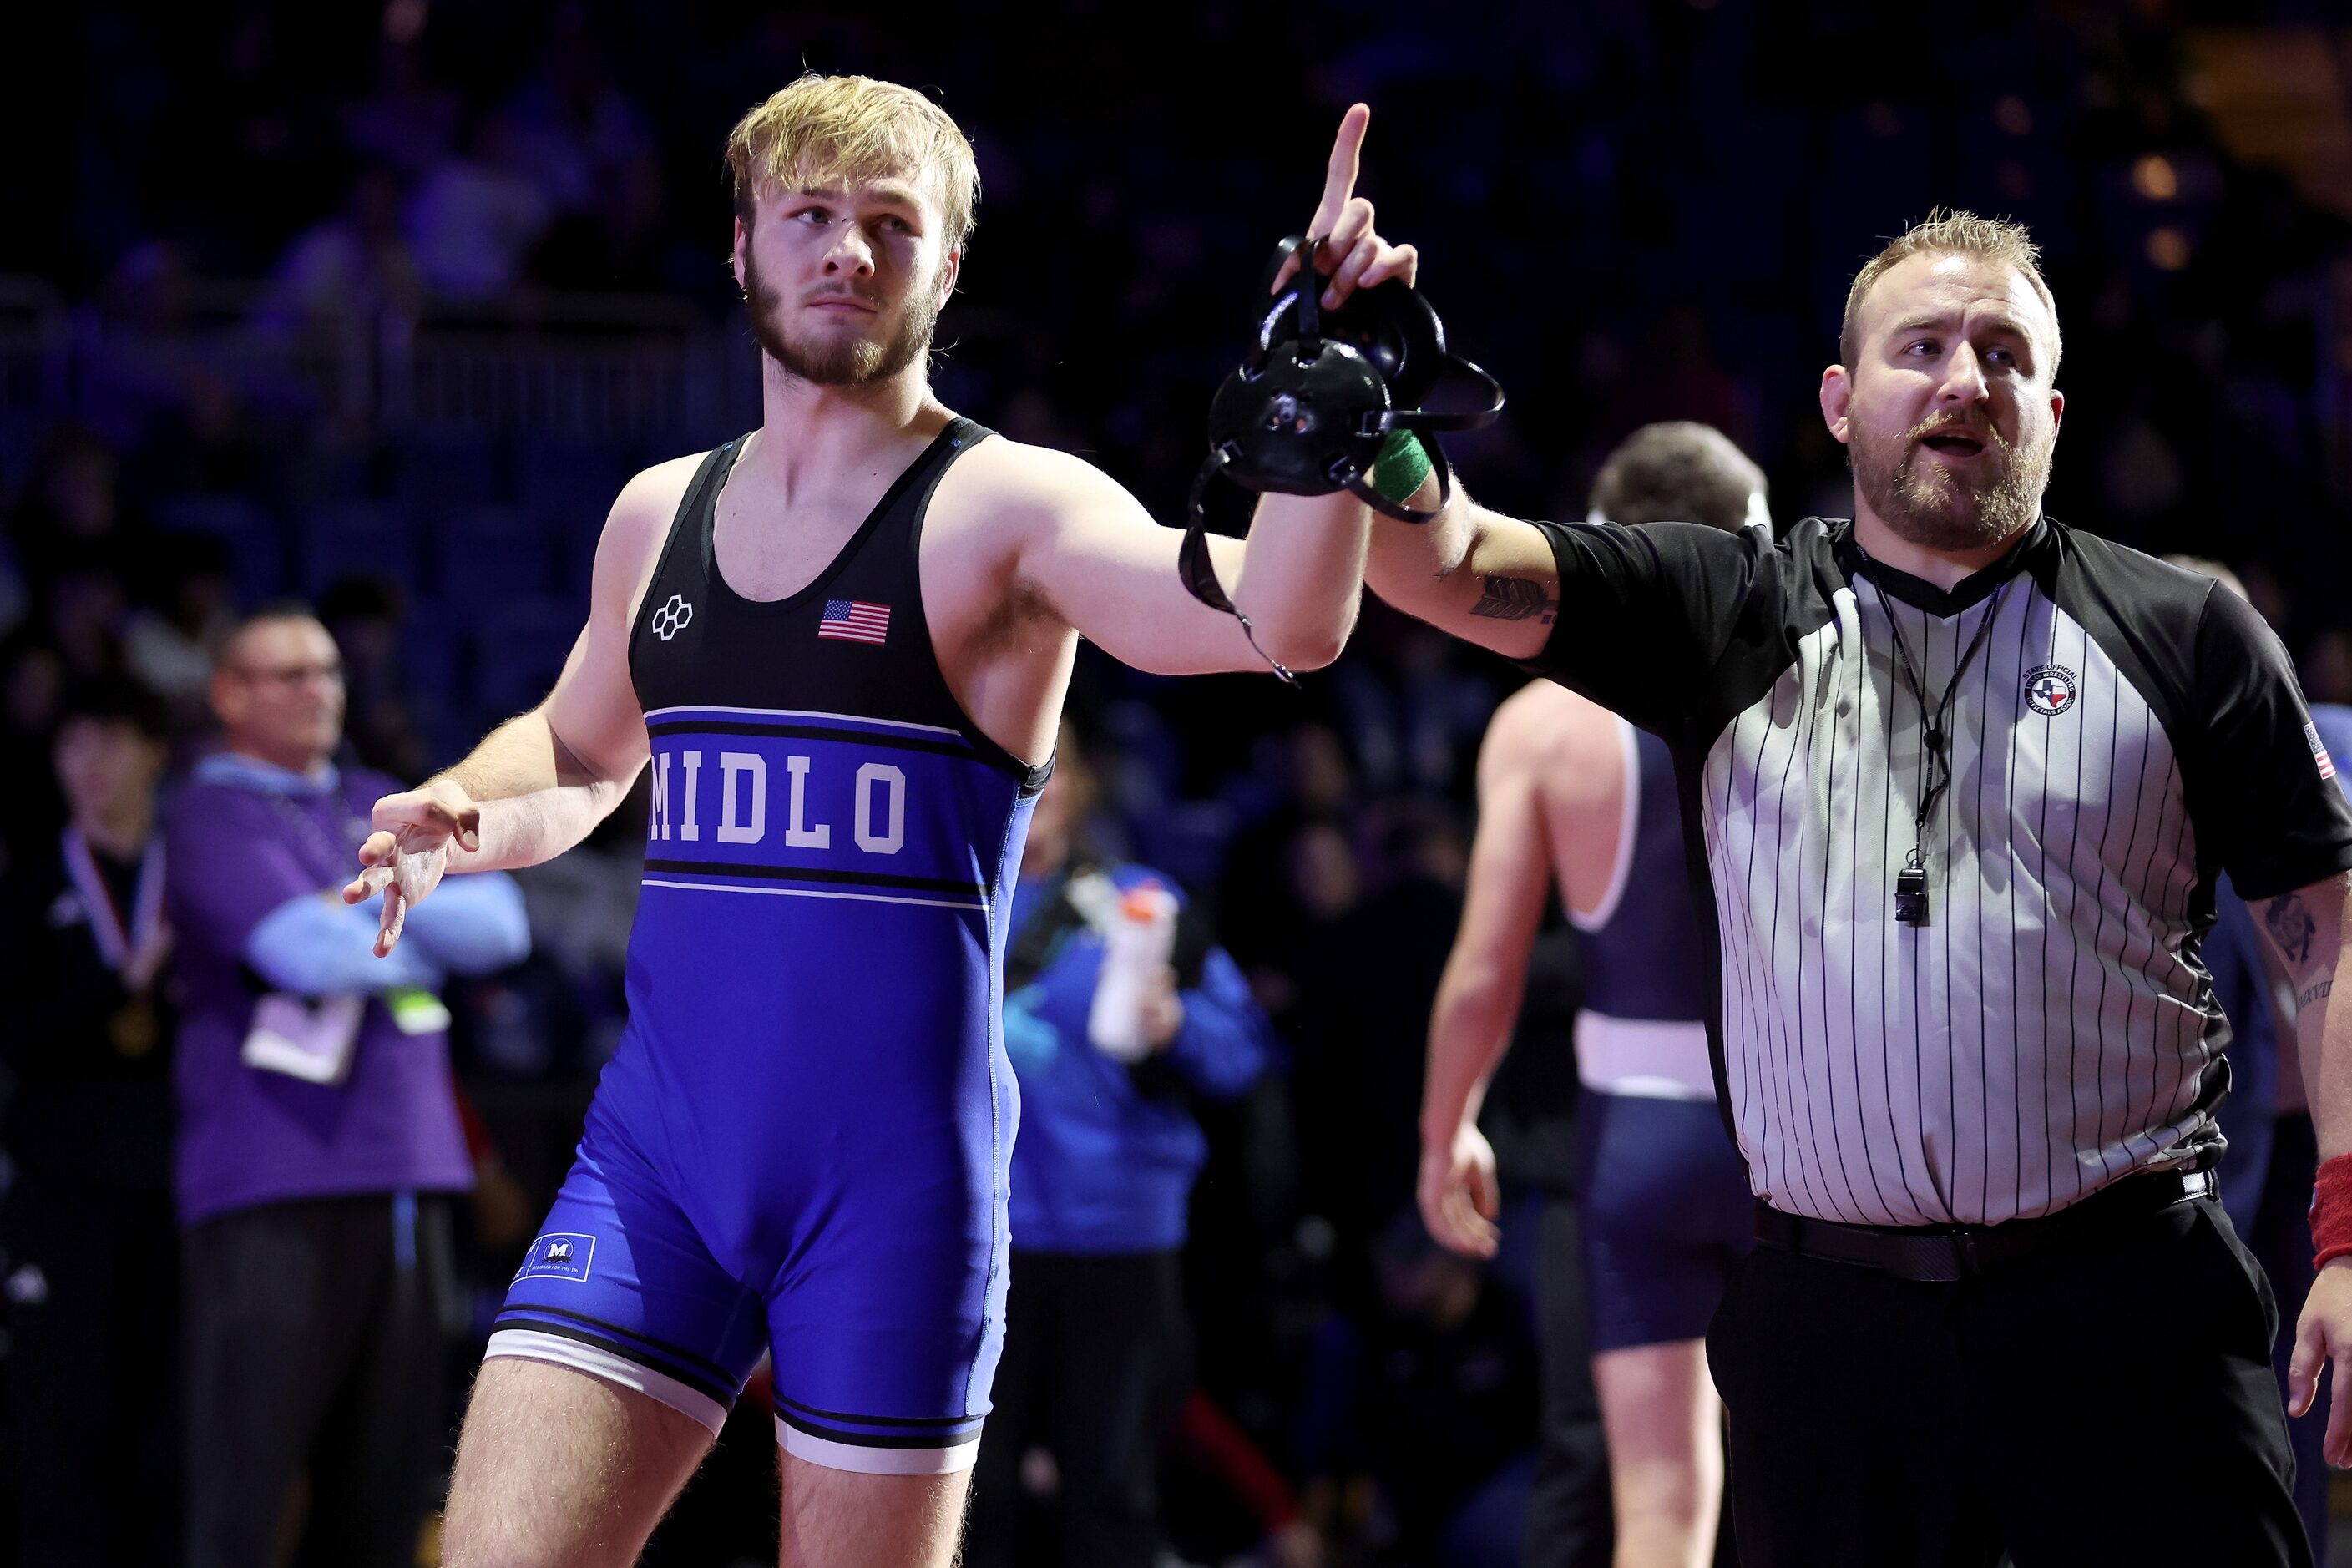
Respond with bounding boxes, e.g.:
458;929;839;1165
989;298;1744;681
1358;212;2352;1564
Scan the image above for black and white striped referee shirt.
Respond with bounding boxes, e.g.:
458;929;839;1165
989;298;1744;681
1528;514;2352;1226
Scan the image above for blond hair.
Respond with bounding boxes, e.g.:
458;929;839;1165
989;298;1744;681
1839;209;2061;373
725;73;980;251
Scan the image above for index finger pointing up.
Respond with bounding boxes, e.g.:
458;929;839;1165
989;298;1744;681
1308;103;1371;242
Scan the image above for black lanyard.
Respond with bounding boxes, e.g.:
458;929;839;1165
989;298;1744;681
1861;559;2008;927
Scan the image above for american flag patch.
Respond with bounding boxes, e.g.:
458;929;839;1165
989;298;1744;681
2310;721;2339;781
817;599;890;645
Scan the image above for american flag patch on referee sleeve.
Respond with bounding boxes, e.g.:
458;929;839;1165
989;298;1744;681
817;599;890;645
2310;721;2339;781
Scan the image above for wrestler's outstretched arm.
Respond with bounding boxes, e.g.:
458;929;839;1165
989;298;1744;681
341;457;687;954
988;456;1372;676
995;106;1413;676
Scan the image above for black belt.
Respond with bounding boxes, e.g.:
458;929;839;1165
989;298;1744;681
1753;1168;2215;1283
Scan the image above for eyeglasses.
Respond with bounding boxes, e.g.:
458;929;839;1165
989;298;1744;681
224;661;344;687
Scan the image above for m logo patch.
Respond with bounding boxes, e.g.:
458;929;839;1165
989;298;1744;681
514;1232;596;1283
650;594;694;641
2025;663;2078;717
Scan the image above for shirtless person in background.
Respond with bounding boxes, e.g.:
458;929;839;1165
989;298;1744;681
1423;423;1765;1568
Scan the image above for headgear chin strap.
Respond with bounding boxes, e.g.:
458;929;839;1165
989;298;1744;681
1181;235;1506;660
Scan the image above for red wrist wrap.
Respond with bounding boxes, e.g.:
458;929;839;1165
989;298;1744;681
2311;1154;2352;1271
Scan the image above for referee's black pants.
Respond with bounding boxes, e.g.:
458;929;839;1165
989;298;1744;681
1706;1194;2309;1567
182;1192;455;1568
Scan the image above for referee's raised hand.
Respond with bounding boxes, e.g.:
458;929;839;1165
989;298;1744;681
2289;1262;2352;1464
1267;104;1419;310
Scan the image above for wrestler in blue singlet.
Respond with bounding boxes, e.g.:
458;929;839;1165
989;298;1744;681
1570;718;1753;1352
488;419;1047;1474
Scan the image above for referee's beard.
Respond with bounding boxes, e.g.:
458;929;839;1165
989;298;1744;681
1853;411;2053;554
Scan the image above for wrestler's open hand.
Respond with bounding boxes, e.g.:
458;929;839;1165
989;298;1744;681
342;777;482;957
1269;103;1419;309
1419;1120;1500;1259
2289;1257;2352;1464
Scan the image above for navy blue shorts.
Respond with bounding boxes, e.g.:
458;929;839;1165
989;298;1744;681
484;1077;1008;1475
1574;1089;1753;1353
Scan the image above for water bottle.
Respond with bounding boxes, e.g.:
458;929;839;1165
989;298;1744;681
1087;880;1180;1061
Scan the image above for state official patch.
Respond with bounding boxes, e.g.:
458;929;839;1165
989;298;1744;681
2025;663;2078;716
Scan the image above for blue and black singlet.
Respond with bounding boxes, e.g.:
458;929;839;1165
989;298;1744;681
489;418;1048;1474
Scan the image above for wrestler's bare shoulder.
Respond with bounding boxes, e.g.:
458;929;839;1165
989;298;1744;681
1492;678;1619;762
1483;680;1622;814
590;451;712;618
929;432;1147;540
605;452;711;547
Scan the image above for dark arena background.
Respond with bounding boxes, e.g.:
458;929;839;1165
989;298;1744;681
3;3;2351;1565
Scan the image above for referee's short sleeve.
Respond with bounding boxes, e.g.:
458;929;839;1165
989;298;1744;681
2187;583;2352;900
1524;518;1763;737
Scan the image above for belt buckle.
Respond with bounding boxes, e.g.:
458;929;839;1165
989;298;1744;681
1891;1228;1974;1282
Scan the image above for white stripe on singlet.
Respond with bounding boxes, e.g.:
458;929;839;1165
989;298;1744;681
1568;715;1641;933
484;1328;730;1434
1574;1013;1717;1101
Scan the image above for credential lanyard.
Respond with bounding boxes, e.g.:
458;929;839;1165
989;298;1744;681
60;827;168;977
254;781;374;888
1863;565;2008;927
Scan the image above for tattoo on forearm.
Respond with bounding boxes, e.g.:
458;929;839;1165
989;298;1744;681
1470;575;1557;625
2300;979;2335;1009
2265;894;2317;966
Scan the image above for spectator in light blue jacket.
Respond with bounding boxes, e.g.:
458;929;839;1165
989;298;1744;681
967;726;1276;1568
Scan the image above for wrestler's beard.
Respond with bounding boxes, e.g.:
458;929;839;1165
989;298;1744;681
741;249;940;387
1851;411;2052;552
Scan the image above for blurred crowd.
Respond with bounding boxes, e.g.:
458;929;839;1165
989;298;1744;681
2;2;2350;1565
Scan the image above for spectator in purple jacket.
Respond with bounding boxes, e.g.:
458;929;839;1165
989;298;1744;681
165;604;529;1568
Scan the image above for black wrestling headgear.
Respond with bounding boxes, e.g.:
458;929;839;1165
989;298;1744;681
1181;234;1505;630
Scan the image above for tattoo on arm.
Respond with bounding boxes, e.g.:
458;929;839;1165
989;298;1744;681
1470;575;1558;625
2265;894;2318;967
2301;979;2335;1010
